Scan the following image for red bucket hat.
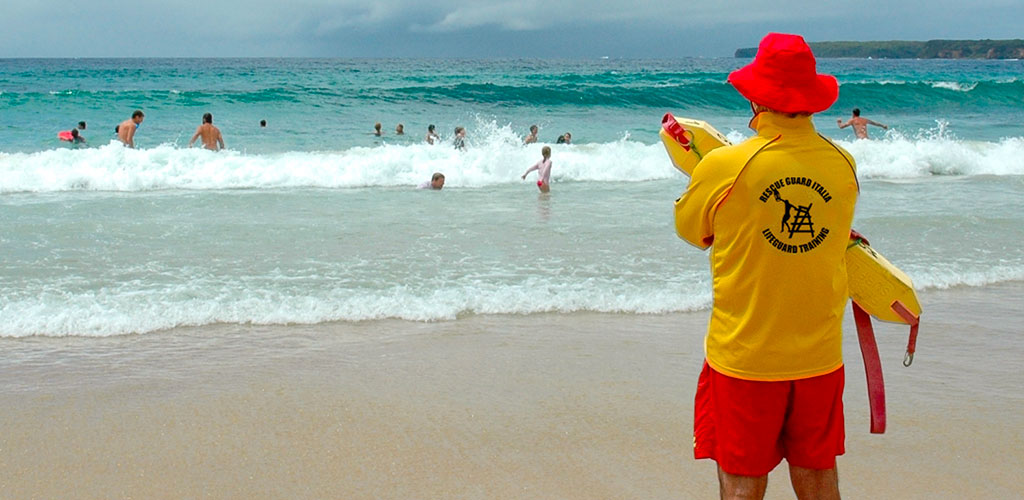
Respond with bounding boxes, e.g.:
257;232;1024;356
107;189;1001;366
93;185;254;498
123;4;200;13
728;33;838;114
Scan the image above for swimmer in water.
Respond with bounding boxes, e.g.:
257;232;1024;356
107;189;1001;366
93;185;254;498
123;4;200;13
187;112;225;151
453;126;467;150
417;172;445;190
117;110;145;148
59;128;86;144
425;124;440;144
521;146;553;193
837;108;888;139
523;125;538;144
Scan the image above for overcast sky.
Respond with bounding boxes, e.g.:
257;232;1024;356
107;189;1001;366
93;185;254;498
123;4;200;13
3;0;1022;58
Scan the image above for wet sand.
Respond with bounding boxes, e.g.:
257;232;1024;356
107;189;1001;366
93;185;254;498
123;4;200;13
1;283;1022;499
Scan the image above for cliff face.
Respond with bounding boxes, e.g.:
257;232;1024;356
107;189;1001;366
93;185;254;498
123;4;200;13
734;40;1024;59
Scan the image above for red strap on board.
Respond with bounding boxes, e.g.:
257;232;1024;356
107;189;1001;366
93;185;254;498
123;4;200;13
849;229;922;433
853;301;886;434
890;300;921;367
849;229;869;246
661;113;692;151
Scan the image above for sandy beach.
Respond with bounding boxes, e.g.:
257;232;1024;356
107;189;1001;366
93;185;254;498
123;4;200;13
2;282;1022;499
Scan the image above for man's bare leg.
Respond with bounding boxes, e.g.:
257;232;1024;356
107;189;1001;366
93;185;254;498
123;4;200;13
718;466;768;500
789;464;840;500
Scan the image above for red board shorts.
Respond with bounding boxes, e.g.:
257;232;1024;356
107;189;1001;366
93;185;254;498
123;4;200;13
693;361;845;476
537;180;545;187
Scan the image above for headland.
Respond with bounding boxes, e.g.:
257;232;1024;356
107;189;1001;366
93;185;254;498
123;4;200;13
736;39;1024;59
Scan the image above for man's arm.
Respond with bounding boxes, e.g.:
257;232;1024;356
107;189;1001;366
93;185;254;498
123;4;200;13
188;126;201;147
837;119;851;129
867;119;888;129
217;130;225;150
674;155;734;249
125;125;136;148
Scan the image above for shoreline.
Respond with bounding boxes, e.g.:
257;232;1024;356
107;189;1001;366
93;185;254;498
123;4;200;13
2;283;1022;498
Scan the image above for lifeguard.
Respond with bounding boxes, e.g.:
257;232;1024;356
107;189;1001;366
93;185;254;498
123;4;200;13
674;33;858;499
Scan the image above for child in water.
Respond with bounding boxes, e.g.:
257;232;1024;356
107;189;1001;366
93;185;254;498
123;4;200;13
521;146;553;193
453;126;467;150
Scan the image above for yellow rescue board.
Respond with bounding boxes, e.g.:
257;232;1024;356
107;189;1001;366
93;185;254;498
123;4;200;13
659;116;731;176
845;239;921;323
661;112;922;325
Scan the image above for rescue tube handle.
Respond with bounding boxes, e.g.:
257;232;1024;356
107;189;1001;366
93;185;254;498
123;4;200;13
661;113;692;151
890;300;920;367
849;229;870;247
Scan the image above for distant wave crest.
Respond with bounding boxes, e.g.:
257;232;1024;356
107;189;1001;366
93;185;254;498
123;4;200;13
15;78;1022;110
1;122;1022;193
841;122;1024;178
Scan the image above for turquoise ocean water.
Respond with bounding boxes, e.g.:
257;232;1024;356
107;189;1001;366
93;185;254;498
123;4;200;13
1;58;1023;336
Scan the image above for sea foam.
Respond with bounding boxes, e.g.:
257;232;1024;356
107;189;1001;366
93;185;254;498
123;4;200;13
2;127;1022;194
0;275;714;338
841;124;1024;178
2;259;1021;337
0;132;674;194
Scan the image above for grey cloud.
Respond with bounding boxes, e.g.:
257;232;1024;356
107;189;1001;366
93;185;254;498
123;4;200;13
1;0;1022;57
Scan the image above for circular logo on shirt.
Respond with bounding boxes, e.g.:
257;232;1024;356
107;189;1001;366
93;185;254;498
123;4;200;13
757;176;833;254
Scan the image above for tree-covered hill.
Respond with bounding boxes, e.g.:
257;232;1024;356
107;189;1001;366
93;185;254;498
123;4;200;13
734;40;1024;59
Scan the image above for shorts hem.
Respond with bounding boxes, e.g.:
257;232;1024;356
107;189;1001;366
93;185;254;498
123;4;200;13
695;454;781;477
784;450;845;471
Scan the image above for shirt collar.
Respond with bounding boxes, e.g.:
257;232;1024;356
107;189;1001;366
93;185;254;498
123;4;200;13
752;112;816;138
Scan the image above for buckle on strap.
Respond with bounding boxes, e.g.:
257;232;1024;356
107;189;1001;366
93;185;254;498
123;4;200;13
890;300;921;367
